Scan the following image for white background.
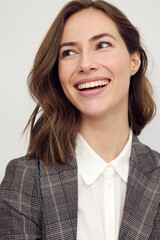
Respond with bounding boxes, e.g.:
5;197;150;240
0;0;160;183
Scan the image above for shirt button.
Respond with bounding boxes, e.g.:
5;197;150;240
110;225;115;231
107;179;113;186
106;166;115;175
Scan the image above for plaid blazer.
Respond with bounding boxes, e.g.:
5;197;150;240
0;135;160;240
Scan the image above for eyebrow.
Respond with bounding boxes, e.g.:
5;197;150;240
59;33;116;49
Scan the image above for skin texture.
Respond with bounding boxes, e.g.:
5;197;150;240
58;8;141;162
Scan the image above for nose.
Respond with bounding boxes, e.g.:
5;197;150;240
78;51;98;74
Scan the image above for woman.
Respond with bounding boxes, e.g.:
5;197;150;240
0;0;159;239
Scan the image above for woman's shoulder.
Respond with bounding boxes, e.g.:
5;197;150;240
133;135;160;158
1;154;62;188
142;143;160;171
6;154;39;168
3;155;40;181
132;135;160;177
0;155;42;193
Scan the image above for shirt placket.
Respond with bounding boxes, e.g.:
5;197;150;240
104;165;116;240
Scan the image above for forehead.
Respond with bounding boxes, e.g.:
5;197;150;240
61;8;120;42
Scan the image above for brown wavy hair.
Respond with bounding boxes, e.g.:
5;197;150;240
25;0;156;165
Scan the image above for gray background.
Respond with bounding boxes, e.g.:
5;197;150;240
0;0;160;183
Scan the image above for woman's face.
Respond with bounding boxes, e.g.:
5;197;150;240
58;8;140;119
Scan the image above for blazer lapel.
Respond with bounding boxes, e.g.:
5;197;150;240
119;136;160;240
39;157;78;240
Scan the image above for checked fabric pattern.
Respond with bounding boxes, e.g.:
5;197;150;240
0;135;160;240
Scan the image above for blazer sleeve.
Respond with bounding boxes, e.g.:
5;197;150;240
0;157;42;240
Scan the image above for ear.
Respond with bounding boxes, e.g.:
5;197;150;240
130;51;141;76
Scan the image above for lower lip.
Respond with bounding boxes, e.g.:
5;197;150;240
76;82;110;97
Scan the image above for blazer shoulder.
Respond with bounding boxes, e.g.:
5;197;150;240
132;135;160;178
144;145;160;174
0;155;42;197
1;155;41;183
139;140;160;165
146;146;160;163
1;155;60;188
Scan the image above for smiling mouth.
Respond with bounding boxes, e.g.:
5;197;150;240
75;79;110;91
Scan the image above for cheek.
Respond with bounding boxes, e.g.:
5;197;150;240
100;52;131;94
58;60;78;86
58;62;69;86
58;61;76;103
102;53;131;74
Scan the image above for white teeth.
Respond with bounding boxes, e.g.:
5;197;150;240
90;82;94;87
95;81;99;87
77;80;109;90
86;82;90;88
98;80;102;86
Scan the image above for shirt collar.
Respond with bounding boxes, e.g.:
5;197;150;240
75;130;132;186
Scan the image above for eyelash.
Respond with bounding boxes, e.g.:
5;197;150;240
61;41;112;58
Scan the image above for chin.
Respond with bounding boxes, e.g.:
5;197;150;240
80;109;108;119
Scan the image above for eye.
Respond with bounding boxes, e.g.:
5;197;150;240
96;42;111;49
61;49;76;58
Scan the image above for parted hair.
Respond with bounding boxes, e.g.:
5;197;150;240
25;0;156;165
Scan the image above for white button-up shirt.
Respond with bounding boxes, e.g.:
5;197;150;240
75;131;132;240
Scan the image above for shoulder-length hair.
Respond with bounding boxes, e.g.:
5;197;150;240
25;0;156;165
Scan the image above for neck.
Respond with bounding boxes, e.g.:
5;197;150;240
79;112;130;163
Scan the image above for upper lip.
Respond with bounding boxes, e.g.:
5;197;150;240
74;77;111;87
